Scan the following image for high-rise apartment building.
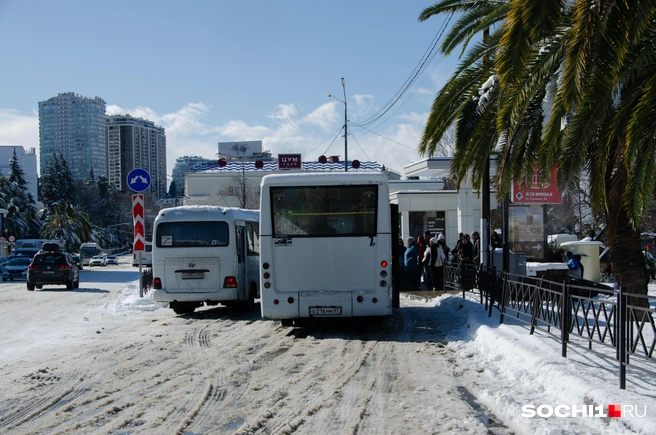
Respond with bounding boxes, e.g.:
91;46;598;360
38;92;107;180
106;114;167;199
171;155;215;196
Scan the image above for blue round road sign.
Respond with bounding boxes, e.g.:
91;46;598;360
127;168;151;192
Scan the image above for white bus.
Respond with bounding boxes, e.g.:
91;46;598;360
79;242;101;266
259;172;393;326
151;206;260;315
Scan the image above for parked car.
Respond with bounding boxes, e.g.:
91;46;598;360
106;255;119;265
88;255;107;267
27;250;80;290
2;257;32;281
71;254;84;270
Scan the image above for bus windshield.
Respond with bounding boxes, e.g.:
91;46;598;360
156;221;229;247
270;184;378;237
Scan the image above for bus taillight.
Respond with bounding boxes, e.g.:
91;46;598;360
153;277;162;289
372;297;378;303
380;260;388;268
263;272;270;279
223;276;238;288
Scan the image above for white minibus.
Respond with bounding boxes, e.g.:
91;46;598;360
259;172;393;326
151;206;260;315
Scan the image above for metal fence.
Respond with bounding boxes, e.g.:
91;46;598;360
140;268;152;297
444;263;656;389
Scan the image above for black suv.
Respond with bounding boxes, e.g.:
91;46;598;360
27;245;80;291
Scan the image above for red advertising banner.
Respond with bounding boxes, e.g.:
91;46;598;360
511;167;562;204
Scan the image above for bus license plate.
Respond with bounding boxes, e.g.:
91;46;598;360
309;306;342;316
182;272;204;280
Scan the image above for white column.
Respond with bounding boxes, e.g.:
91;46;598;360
457;173;475;236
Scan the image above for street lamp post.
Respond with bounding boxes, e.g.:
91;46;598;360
325;78;348;172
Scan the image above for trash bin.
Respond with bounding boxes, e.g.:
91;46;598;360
559;240;604;282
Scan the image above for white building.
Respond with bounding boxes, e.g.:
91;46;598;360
182;156;499;247
184;160;401;209
396;157;499;248
0;146;38;200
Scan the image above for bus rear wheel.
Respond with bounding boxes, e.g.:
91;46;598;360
170;302;196;315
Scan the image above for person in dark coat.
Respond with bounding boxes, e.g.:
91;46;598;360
403;237;419;290
491;231;502;249
458;234;474;290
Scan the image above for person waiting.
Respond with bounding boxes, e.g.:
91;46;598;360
566;251;582;278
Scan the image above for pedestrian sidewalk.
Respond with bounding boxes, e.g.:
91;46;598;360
401;289;460;300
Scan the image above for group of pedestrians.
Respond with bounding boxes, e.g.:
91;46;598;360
398;231;450;291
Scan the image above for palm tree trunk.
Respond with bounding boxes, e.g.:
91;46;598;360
605;153;649;308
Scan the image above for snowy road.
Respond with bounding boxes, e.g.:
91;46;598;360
0;259;652;434
0;261;499;434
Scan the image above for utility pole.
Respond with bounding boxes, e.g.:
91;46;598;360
325;78;348;172
342;78;348;172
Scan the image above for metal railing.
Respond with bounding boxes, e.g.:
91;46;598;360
444;263;656;389
141;268;153;296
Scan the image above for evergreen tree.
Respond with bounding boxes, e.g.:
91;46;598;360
40;154;74;208
2;150;40;238
168;179;178;198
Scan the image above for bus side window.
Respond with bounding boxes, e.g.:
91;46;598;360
247;222;259;255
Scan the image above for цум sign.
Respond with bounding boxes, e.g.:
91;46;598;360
278;154;302;170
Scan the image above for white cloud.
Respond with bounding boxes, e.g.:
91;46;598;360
303;102;339;132
414;87;434;96
0;97;430;181
0;109;38;148
352;93;373;107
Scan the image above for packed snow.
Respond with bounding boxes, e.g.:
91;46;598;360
0;262;653;434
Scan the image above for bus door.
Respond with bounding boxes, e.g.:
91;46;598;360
235;221;246;299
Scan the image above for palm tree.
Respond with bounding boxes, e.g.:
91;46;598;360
418;0;510;187
419;0;656;299
493;0;656;300
40;204;92;253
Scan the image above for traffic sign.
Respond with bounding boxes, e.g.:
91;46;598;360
133;194;145;252
127;168;151;192
8;235;15;242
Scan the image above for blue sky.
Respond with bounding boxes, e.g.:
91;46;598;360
0;0;460;176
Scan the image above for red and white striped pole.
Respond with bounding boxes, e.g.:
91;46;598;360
132;194;145;296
